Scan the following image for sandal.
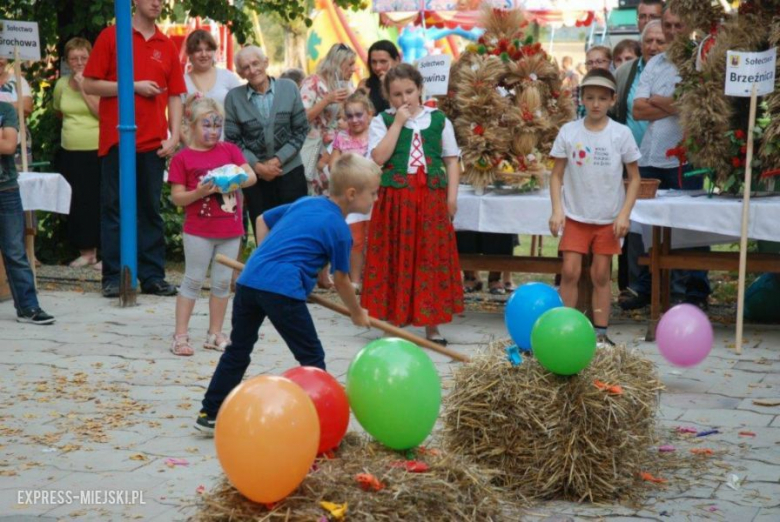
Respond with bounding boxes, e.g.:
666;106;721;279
463;278;483;294
69;255;97;268
504;281;517;293
204;332;229;352
488;281;506;295
171;334;194;356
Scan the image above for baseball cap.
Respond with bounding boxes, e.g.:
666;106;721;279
580;75;617;92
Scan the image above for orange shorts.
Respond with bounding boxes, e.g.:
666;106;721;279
349;221;369;255
559;217;621;256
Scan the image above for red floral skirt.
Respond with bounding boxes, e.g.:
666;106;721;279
361;177;464;327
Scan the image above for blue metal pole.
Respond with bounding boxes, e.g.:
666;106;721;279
115;0;138;303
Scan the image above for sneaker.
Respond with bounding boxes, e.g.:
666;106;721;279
16;308;55;325
204;332;229;352
141;280;178;296
195;412;216;436
597;334;616;349
619;292;650;311
102;285;119;298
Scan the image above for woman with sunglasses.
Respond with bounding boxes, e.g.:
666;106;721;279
52;37;102;269
300;43;358;194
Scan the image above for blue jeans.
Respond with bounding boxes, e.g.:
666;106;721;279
0;188;39;314
629;165;711;298
100;147;166;289
201;284;325;416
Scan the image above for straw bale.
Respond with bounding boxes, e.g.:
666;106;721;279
443;341;664;503
193;432;508;522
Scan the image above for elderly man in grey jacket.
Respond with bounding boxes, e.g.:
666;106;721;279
224;45;309;230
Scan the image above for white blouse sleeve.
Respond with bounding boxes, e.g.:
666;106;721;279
441;116;460;157
368;114;388;157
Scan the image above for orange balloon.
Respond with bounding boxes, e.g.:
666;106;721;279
215;376;320;503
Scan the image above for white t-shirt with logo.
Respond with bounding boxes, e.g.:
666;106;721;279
550;118;641;225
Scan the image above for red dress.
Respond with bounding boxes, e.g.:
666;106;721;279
361;133;464;327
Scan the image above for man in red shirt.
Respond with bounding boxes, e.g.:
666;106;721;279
84;0;186;298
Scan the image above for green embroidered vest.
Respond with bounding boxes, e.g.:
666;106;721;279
379;110;447;189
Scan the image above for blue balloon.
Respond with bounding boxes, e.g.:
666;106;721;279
505;283;563;350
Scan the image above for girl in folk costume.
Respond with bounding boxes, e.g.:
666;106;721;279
363;64;463;345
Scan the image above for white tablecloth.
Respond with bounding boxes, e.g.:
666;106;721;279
630;191;780;244
18;172;71;214
454;186;780;248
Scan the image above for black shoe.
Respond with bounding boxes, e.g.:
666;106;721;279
619;292;650;311
195;412;216;436
102;285;119;298
684;295;709;311
17;308;55;325
596;334;616;348
142;280;178;296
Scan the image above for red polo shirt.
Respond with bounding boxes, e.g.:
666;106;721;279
84;25;186;157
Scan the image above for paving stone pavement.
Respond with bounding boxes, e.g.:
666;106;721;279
0;291;778;521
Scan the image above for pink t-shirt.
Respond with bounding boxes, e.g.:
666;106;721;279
168;142;247;238
332;130;368;156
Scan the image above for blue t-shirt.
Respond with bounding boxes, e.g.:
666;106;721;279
237;197;352;300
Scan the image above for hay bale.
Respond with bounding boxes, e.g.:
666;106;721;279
193;433;508;521
443;341;663;503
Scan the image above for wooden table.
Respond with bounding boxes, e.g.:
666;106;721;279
631;193;780;341
456;187;780;333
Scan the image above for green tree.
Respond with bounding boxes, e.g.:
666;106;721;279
1;0;362;262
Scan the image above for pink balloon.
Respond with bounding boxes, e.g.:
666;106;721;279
656;304;714;367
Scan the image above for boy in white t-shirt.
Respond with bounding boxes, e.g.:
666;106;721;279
548;68;641;347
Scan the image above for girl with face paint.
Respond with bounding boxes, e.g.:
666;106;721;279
166;94;258;356
329;92;375;291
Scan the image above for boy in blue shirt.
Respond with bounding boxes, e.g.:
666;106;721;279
0;101;55;325
196;153;379;434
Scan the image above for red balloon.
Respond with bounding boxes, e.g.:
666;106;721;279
282;367;350;453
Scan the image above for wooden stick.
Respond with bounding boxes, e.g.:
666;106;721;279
735;84;758;356
214;254;470;362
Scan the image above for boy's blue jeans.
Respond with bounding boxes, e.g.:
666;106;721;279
628;165;711;299
0;188;40;314
201;284;325;417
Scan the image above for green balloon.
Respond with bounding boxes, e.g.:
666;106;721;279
346;338;441;450
531;307;597;375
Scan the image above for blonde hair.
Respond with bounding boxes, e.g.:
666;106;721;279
343;91;375;116
316;43;357;90
64;37;92;60
182;94;224;143
330;153;381;197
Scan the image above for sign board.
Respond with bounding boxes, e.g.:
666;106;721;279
0;20;41;61
417;54;451;96
725;48;776;97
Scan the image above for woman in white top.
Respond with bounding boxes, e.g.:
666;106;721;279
183;29;242;110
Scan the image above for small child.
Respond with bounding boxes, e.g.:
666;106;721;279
168;94;257;356
0;101;55;325
195;153;379;435
548;69;641;348
330;92;374;290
